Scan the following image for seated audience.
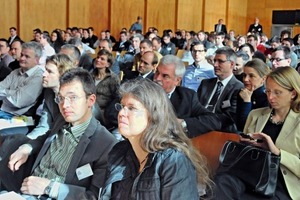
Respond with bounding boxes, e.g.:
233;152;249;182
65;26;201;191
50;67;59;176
182;41;215;92
233;50;250;82
236;58;271;131
9;39;23;71
92;49;120;126
197;47;243;132
1;54;74;137
0;42;43;119
161;34;176;55
50;30;64;53
99;78;212;199
214;67;300;200
0;68;117;199
0;38;14;68
154;55;235;136
270;46;292;70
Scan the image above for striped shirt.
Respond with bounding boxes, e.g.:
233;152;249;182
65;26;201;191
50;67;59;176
32;117;91;182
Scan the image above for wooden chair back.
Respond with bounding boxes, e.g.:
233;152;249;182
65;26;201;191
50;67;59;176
191;131;239;176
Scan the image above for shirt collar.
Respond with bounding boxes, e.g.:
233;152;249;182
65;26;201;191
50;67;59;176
167;87;176;99
218;73;233;88
18;65;40;76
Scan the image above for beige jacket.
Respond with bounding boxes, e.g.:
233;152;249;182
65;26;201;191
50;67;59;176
244;107;300;200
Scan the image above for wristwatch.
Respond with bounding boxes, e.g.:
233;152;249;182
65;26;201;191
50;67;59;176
44;180;55;196
181;120;188;133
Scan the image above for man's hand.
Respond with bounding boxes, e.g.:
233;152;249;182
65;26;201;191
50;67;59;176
20;176;50;196
8;144;32;172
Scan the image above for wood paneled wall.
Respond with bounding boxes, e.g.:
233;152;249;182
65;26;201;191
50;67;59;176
0;0;299;41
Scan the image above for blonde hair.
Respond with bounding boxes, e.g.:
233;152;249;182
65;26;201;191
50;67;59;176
267;67;300;112
46;53;74;75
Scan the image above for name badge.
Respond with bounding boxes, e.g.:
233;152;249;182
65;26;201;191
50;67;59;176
222;100;231;108
76;163;94;180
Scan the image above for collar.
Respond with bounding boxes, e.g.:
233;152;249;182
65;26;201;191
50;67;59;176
64;116;92;139
167;87;176;99
18;65;40;76
218;73;233;88
141;70;152;78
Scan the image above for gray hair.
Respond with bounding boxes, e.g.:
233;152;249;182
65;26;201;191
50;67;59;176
132;33;144;42
159;55;186;77
215;46;237;63
22;41;43;58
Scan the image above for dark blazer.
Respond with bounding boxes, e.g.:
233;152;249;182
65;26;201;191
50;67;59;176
112;41;131;52
214;24;227;34
161;42;176;55
247;24;263;33
8;60;20;71
28;117;117;199
0;63;12;81
236;85;269;131
8;35;21;45
170;86;229;137
197;76;243;131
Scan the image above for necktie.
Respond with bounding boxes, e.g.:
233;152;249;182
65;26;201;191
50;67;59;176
208;82;223;111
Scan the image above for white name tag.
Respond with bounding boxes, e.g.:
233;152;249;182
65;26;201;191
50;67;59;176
222;100;231;108
76;163;94;180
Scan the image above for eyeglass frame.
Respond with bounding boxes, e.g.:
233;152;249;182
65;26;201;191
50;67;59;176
115;103;145;115
54;95;86;104
213;59;230;64
270;57;286;62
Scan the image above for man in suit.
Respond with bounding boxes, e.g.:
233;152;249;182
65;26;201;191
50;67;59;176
161;34;176;55
154;55;234;137
122;51;158;82
247;17;263;34
112;31;131;52
8;39;23;70
197;47;243;131
214;19;227;34
8;27;21;46
0;68;117;199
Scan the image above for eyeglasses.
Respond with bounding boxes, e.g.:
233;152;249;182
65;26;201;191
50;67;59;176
265;89;283;97
54;95;84;104
192;50;205;53
213;59;229;64
115;103;144;115
270;58;286;62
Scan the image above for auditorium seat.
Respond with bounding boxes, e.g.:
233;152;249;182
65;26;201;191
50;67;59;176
191;131;239;176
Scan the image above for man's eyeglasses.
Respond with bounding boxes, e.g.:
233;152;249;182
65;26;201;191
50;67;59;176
192;50;205;54
270;58;286;62
213;59;230;64
54;95;84;104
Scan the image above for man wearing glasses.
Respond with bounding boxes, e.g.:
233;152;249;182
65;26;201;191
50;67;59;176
197;47;243;132
182;41;215;92
0;68;117;199
270;46;292;70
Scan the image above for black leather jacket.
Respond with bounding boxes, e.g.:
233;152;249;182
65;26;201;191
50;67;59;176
100;140;200;200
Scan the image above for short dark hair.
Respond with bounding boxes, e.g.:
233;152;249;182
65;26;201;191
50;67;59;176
60;68;96;96
33;28;42;34
0;38;9;47
152;37;162;44
140;39;152;47
190;41;206;52
282;37;294;46
10;27;17;31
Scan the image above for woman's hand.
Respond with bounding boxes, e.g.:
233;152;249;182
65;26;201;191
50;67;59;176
245;132;281;155
239;86;254;102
